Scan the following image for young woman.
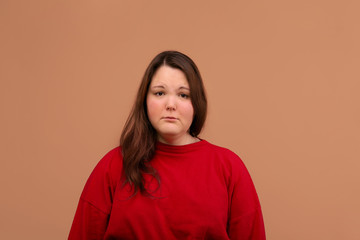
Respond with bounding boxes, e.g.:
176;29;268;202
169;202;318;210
69;51;266;239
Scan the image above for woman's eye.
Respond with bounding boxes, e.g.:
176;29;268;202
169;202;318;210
180;93;189;99
155;92;164;96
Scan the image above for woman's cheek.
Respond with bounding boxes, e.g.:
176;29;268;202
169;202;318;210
147;97;161;120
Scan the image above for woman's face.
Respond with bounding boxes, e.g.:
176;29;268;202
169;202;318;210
146;65;194;145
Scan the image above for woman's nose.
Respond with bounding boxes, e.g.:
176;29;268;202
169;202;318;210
165;96;176;111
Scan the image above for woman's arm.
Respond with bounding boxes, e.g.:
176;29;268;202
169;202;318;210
68;199;109;239
68;147;122;240
227;156;266;239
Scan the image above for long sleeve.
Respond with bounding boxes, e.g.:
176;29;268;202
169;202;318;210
68;199;109;240
68;147;122;240
227;156;266;239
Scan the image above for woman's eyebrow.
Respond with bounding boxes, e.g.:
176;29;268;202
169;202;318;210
150;85;189;90
151;85;165;89
179;86;190;90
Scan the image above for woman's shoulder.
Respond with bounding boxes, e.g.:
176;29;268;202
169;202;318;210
202;140;247;172
86;147;123;188
202;140;254;185
79;146;123;214
98;146;123;175
202;140;242;160
94;146;123;169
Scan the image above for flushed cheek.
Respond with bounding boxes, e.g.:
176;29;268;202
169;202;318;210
180;103;194;123
184;107;194;118
146;98;162;121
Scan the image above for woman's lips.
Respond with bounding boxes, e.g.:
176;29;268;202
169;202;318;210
162;117;178;121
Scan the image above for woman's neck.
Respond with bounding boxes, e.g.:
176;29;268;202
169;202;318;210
158;134;199;146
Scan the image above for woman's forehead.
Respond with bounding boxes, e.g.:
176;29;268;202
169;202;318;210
150;66;189;88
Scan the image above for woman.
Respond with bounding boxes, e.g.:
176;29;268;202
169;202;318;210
69;51;266;239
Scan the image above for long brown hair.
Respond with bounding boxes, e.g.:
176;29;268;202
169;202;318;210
120;51;207;195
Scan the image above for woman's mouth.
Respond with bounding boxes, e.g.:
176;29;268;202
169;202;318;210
163;116;177;121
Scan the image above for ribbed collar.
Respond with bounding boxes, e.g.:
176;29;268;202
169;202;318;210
155;139;208;154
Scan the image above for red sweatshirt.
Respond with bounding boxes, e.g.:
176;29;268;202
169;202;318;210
69;140;266;239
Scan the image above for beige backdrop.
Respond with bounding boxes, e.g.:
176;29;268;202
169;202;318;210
1;0;359;239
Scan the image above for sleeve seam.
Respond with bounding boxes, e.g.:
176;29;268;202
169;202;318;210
80;197;110;215
230;206;262;221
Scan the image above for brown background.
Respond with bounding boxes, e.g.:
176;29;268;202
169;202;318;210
1;0;359;239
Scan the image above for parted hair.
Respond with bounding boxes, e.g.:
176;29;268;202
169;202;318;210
120;50;207;195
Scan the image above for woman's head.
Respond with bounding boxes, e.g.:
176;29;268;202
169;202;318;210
134;50;207;140
147;65;194;145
